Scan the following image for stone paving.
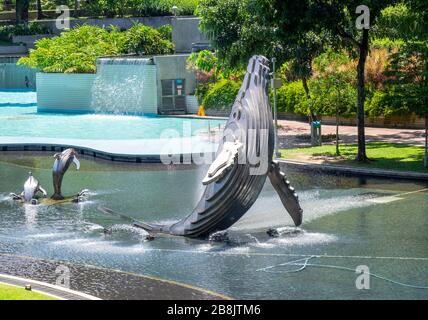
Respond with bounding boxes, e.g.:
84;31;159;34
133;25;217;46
277;119;427;149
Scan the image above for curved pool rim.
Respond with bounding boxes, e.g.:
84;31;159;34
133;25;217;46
0;137;219;163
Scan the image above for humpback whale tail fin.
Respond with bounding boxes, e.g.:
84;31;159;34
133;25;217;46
268;161;303;226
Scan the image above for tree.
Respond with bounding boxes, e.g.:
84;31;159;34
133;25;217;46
3;0;12;11
382;1;428;167
36;0;47;20
197;0;332;120
198;0;401;162
312;50;357;155
15;0;30;24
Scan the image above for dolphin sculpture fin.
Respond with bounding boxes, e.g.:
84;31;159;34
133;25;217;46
73;157;80;170
268;161;303;226
38;186;48;197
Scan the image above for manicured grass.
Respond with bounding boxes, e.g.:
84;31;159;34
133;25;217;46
0;283;57;300
281;142;428;173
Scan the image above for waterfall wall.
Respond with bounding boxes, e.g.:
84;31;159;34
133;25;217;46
91;58;158;114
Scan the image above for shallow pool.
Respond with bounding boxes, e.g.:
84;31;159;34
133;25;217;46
0;153;427;299
0;90;225;140
0;89;36;107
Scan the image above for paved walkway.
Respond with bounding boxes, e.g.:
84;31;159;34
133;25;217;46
277;120;426;149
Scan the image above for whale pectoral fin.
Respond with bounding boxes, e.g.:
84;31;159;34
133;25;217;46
73;156;80;170
202;141;243;185
268;161;303;226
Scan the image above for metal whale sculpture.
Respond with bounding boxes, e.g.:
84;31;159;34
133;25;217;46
10;172;47;203
51;148;81;200
135;55;303;238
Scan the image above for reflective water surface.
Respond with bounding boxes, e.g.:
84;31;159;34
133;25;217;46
1;152;427;299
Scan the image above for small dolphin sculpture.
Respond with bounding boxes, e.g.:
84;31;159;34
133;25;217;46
51;148;81;200
10;172;47;204
134;56;303;238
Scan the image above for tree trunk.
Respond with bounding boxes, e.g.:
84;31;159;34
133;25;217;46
302;77;317;122
36;0;46;20
336;89;340;156
3;0;12;11
74;0;80;18
15;0;30;25
425;113;427;168
356;28;369;162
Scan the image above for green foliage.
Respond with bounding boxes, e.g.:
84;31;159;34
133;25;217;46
18;24;174;73
0;23;51;42
124;23;174;55
371;37;404;50
132;0;197;16
384;42;428;117
374;4;426;41
28;0;198;17
275;81;307;114
309;50;357;117
156;24;173;41
195;82;210;105
18;25;126;73
202;79;241;110
187;50;218;74
281;143;428;173
197;0;279;67
0;283;57;300
83;0;129;17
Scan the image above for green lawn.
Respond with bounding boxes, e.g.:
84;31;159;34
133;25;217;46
281;142;428;173
0;283;57;300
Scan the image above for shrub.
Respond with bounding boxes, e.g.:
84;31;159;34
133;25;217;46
0;23;52;42
131;0;197;16
79;0;197;17
18;24;174;73
275;81;308;114
18;25;127;73
366;88;414;117
309;79;357;117
156;24;173;41
124;23;174;55
202;79;241;110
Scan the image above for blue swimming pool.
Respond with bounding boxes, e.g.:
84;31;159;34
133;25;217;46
0;90;225;140
0;89;37;107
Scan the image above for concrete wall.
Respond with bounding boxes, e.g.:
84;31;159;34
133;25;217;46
172;17;209;53
36;54;197;114
153;54;196;113
12;34;55;49
37;73;96;113
0;45;27;55
0;57;37;89
7;16;208;55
